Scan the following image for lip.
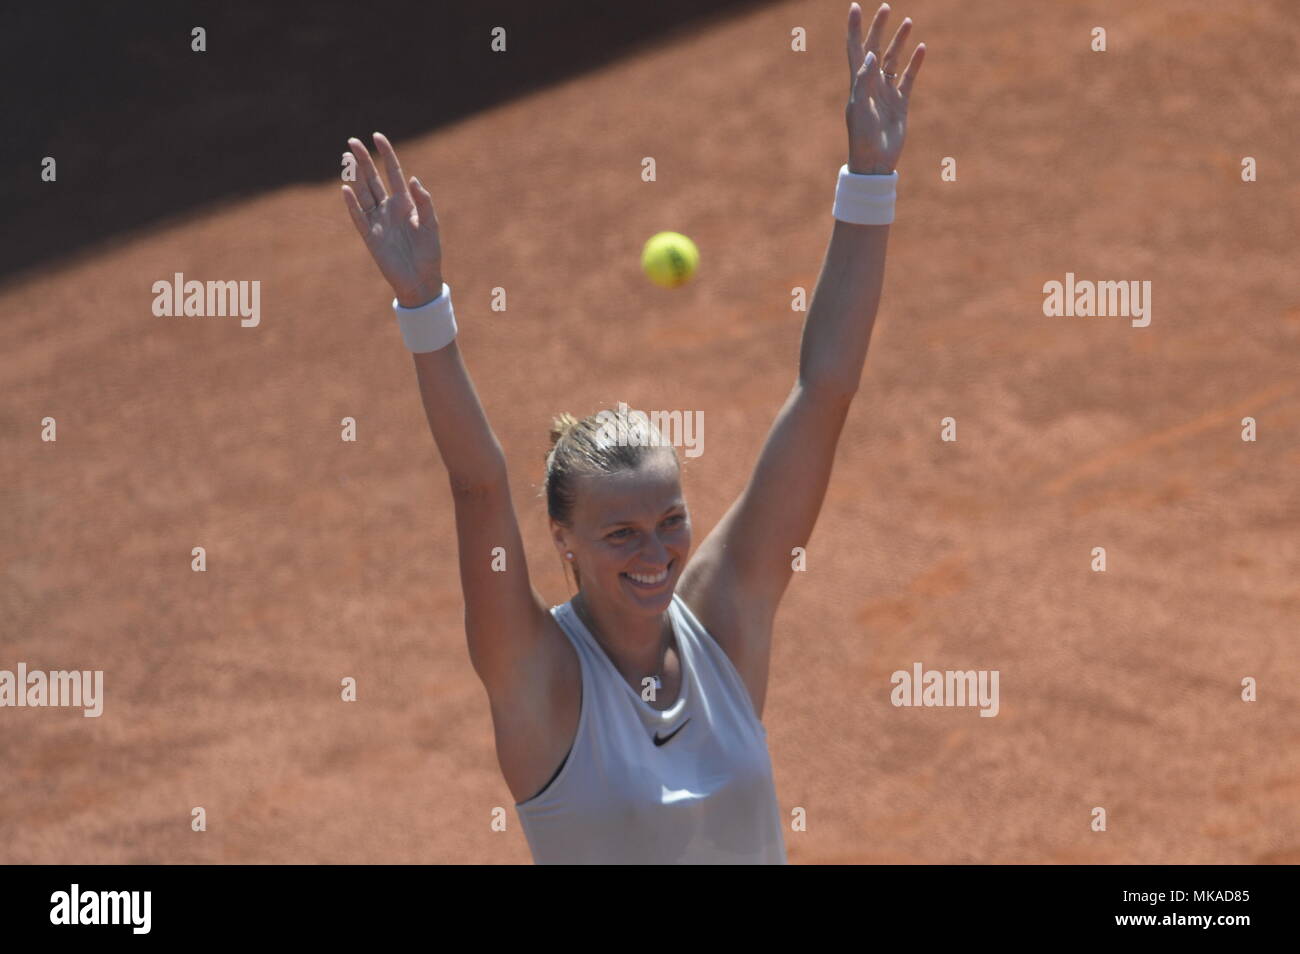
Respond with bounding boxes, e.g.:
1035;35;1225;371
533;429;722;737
621;559;674;590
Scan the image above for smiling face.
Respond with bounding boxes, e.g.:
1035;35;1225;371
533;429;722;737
552;449;691;617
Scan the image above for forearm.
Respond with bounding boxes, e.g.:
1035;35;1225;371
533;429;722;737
797;219;890;396
411;340;508;489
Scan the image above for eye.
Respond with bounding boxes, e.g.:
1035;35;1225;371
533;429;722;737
662;514;686;528
608;528;634;540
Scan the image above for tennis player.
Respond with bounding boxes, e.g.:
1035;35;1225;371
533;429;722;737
340;2;924;863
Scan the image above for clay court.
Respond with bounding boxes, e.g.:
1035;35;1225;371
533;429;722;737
2;0;1297;863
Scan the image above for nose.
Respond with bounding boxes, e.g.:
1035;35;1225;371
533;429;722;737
640;533;671;566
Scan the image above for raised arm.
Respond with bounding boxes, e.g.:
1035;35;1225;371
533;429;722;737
680;3;925;691
341;133;554;693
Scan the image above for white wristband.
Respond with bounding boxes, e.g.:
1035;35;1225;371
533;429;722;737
832;165;898;225
392;283;457;352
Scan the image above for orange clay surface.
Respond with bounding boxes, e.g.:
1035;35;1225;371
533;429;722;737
2;0;1298;863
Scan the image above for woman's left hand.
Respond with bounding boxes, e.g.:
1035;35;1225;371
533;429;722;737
845;2;926;175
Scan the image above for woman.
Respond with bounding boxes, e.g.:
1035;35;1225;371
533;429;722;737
340;2;924;864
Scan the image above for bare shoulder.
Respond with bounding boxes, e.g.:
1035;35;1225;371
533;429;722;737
476;598;582;805
677;554;741;653
677;551;775;717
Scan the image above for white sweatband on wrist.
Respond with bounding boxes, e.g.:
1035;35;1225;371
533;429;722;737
832;165;898;225
392;282;456;352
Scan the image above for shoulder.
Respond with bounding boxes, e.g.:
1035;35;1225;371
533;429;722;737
479;604;585;805
477;601;581;729
676;557;732;644
678;547;771;643
675;564;773;713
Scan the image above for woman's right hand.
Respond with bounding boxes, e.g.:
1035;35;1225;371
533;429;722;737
341;132;444;308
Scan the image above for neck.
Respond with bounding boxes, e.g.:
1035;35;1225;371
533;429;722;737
573;589;673;683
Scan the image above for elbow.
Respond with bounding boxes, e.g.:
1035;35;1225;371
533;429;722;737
447;454;509;499
796;376;859;407
448;469;507;501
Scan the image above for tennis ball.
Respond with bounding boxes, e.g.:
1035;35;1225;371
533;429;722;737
641;231;699;288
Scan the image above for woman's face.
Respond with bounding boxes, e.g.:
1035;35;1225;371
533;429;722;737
557;452;691;616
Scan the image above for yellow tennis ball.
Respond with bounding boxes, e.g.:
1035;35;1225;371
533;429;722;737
641;231;699;288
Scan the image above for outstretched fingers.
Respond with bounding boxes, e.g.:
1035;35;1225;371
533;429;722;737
341;184;371;238
898;41;926;98
408;175;438;231
862;3;891;59
846;3;865;79
879;16;912;80
372;132;412;207
347;136;386;208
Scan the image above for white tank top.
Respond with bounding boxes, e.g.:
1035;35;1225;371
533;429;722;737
515;592;787;864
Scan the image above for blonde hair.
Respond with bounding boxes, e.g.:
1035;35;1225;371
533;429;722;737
543;406;678;588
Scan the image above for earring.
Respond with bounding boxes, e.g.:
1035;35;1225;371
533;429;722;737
566;552;574;560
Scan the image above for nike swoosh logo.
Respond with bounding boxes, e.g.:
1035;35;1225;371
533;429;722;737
653;718;690;747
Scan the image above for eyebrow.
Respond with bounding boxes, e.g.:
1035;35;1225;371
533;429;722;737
599;504;685;531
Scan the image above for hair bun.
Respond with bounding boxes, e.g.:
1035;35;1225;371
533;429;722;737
547;412;581;452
